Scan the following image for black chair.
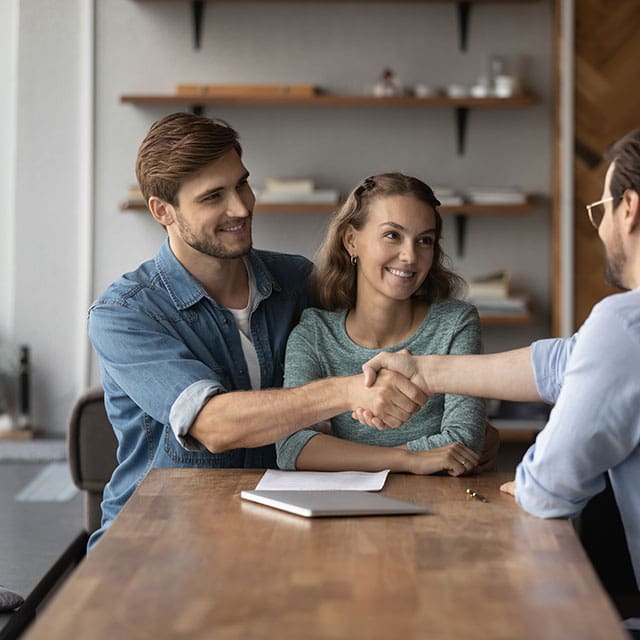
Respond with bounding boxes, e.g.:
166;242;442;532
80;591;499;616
67;387;118;535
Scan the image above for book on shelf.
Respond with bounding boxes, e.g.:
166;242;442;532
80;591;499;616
263;177;315;194
465;186;527;205
175;84;319;99
255;188;340;204
472;296;529;314
125;186;145;206
467;270;511;300
255;176;340;205
433;186;464;207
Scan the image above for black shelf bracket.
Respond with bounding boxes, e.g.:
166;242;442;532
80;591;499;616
454;213;468;257
455;107;469;155
192;0;205;49
457;2;471;51
191;105;204;116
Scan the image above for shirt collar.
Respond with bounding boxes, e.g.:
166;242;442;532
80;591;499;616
154;238;281;310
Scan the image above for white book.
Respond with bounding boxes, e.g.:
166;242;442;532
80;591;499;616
264;177;315;193
256;188;340;204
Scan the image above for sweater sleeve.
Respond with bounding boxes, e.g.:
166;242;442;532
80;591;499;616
406;304;486;453
275;313;324;469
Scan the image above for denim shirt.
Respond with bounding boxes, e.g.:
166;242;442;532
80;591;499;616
87;239;312;549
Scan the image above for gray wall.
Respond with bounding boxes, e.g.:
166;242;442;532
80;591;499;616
4;0;554;434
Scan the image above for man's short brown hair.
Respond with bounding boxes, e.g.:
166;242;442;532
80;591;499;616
135;112;242;206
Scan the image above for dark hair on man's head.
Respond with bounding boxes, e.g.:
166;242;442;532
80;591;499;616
312;172;465;310
135;112;242;206
604;128;640;200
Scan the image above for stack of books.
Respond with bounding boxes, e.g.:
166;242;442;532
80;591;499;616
432;186;464;207
465;186;527;205
255;177;340;205
466;270;528;315
125;186;145;207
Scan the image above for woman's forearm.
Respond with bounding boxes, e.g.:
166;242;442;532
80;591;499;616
295;433;412;472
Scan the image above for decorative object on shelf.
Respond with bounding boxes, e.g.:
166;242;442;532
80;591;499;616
17;345;31;430
372;68;404;97
488;55;521;98
470;75;490;98
0;343;35;439
413;83;439;98
446;84;468;98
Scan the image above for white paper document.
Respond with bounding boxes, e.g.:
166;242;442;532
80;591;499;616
255;469;390;492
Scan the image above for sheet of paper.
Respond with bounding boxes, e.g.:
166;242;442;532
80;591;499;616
255;469;390;492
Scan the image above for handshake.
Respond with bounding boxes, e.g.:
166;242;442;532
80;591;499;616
351;349;429;430
351;348;500;474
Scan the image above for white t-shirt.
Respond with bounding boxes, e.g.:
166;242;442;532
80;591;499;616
228;259;261;390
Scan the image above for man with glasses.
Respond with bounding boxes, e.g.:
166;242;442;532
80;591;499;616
357;128;640;598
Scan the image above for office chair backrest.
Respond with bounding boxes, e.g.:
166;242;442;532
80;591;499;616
67;387;118;534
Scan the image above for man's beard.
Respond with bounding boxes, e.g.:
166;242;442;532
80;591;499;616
175;212;253;260
603;227;629;291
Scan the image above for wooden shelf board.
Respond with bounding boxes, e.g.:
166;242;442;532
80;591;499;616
121;197;536;216
120;93;537;108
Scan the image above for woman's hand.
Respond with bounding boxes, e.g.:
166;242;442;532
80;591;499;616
406;442;480;477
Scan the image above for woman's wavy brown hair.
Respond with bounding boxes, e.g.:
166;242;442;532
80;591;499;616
312;172;465;311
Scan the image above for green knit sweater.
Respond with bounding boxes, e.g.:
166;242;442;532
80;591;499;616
276;299;486;469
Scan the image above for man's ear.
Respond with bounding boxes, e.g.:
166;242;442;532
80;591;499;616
622;189;640;233
148;196;175;227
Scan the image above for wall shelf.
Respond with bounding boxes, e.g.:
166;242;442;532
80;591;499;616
120;196;536;216
120;92;536;155
134;0;538;51
121;196;535;257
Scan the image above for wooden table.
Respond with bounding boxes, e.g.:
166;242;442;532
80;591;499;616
23;469;628;640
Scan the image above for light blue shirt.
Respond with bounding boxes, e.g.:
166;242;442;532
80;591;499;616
517;288;640;587
87;239;312;549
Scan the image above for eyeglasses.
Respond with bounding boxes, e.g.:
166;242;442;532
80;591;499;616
586;196;621;229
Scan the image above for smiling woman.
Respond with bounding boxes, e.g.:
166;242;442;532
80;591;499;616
276;173;487;477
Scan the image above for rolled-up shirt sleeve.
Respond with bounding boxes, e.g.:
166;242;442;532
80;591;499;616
89;301;228;451
169;380;224;451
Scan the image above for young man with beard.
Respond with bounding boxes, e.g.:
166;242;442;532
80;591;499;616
358;128;640;593
87;113;426;549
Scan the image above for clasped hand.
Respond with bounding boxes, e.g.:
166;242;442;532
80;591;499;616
353;349;426;430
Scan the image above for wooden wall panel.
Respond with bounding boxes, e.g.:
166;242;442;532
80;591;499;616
573;0;640;327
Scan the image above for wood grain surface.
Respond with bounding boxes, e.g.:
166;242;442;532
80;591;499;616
23;469;627;640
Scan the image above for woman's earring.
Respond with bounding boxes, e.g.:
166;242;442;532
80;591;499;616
350;255;358;266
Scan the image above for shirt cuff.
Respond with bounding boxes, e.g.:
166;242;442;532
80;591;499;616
169;380;225;451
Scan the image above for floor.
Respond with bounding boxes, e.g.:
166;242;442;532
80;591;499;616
0;441;84;640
